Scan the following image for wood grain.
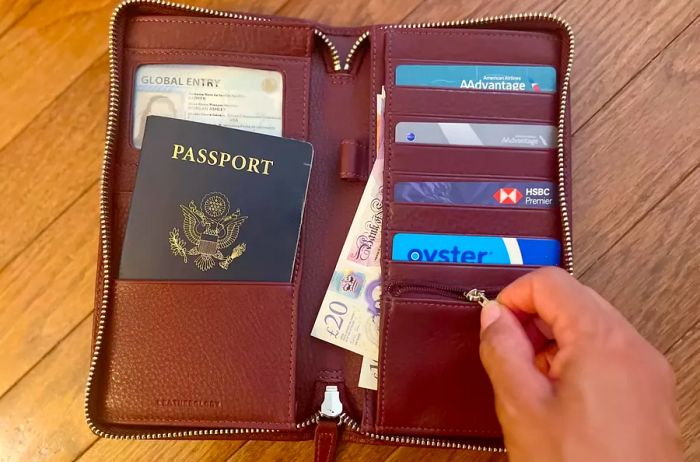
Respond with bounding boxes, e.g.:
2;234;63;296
404;0;562;22
667;323;700;461
572;18;700;273
0;55;107;271
0;0;40;36
0;184;98;397
555;0;699;129
0;0;698;460
580;166;700;352
0;318;94;462
78;439;245;461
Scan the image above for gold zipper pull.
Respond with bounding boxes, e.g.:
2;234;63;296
464;289;489;307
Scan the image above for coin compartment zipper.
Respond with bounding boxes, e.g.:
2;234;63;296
86;1;574;452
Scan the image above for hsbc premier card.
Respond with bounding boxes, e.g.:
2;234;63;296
394;181;556;209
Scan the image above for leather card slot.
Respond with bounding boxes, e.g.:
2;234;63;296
376;298;502;437
385;261;536;289
389;85;557;124
386;143;556;179
98;279;298;430
392;171;555;183
124;15;314;57
385;28;561;68
386;204;560;238
113;47;311;192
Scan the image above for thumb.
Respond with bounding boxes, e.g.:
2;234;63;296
479;301;552;409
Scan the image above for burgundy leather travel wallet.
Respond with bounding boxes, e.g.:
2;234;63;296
87;2;574;456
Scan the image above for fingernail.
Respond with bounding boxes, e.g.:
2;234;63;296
480;301;502;332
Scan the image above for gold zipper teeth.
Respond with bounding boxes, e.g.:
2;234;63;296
313;29;342;71
87;0;574;448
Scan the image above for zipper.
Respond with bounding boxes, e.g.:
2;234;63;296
86;0;572;450
386;281;493;306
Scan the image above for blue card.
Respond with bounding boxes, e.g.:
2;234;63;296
395;64;557;93
392;233;560;266
394;181;556;209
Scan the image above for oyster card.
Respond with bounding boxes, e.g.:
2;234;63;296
119;116;313;282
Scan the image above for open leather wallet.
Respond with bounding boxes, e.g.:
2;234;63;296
85;2;575;460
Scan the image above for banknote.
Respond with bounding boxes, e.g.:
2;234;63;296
131;64;283;148
310;90;385;361
359;357;379;390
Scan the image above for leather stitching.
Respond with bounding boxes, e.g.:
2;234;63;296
315;432;332;462
389;28;560;44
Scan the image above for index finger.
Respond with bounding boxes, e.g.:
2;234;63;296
496;267;613;343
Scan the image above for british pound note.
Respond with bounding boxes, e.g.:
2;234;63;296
310;90;385;361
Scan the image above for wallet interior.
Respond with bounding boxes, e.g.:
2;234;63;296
86;2;573;449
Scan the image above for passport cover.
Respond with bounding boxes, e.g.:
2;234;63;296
119;116;312;282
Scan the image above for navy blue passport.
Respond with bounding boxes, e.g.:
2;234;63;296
119;116;313;282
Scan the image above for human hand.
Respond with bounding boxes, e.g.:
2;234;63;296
479;267;682;462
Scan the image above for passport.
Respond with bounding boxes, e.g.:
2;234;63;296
119;116;313;282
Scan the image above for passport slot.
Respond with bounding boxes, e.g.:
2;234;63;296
100;279;299;429
386;204;560;238
389;84;557;124
375;297;502;437
115;47;311;175
387;143;556;179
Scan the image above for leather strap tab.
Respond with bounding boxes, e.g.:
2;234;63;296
338;139;367;181
314;419;339;462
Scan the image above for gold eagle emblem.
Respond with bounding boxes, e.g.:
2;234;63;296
168;192;247;271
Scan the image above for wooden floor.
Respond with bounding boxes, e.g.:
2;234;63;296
0;0;698;460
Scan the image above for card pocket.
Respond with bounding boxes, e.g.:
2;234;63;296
387;142;556;179
386;261;534;288
376;296;501;437
387;205;560;238
97;279;298;429
113;47;311;192
389;84;557;124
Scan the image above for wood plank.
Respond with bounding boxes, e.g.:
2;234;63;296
0;318;95;462
554;0;699;129
0;0;40;36
278;0;424;25
78;439;245;462
0;0;289;154
404;0;561;22
388;447;506;462
667;324;700;461
0;184;98;397
572;18;700;273
225;440;396;461
580;166;700;351
0;0;117;151
0;55;107;271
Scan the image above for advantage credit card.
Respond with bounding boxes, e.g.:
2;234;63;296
395;64;557;93
396;122;555;149
392;233;560;266
394;181;556;209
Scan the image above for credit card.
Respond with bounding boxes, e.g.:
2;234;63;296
396;122;555;149
395;64;557;93
392;233;560;266
132;64;283;148
394;181;556;209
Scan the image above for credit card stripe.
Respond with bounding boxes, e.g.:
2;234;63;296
395;64;557;93
395;122;555;149
503;237;523;265
391;233;560;266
